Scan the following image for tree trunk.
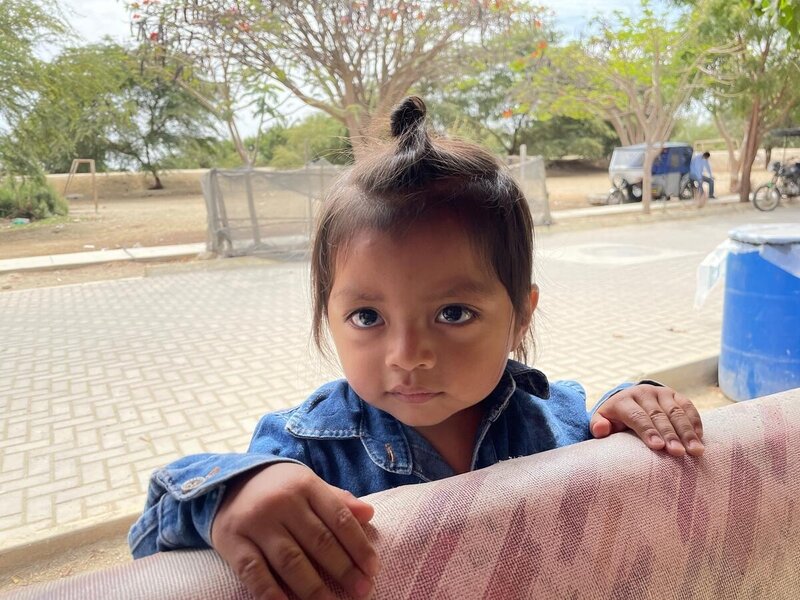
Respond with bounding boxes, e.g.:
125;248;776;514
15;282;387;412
345;113;371;162
712;111;740;193
227;118;251;166
149;172;164;190
739;100;761;203
641;144;655;215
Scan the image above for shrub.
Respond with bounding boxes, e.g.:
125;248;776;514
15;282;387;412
0;177;68;220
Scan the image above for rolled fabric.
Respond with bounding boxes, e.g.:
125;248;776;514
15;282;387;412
6;389;800;600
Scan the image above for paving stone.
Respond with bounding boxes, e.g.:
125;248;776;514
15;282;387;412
1;207;797;551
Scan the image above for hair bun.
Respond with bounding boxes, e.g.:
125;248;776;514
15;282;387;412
390;96;427;138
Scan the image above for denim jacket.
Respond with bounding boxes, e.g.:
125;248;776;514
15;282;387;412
129;360;632;558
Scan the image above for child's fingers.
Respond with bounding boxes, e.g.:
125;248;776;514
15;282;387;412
310;485;381;580
589;414;627;438
675;392;704;439
589;414;612;438
631;389;690;457
221;536;288;600
657;390;705;457
289;501;374;600
598;395;665;451
262;526;335;600
334;488;375;524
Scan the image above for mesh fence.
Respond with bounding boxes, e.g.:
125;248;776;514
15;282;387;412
505;154;552;226
202;156;550;258
202;164;342;259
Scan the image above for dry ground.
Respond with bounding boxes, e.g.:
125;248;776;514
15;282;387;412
1;165;760;259
0;166;764;293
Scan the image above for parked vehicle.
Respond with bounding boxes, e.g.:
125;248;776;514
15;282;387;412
607;142;694;204
752;127;800;211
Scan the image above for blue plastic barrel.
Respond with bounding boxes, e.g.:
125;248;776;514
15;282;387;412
718;224;800;401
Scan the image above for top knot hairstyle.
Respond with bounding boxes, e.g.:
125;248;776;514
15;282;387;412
311;96;536;360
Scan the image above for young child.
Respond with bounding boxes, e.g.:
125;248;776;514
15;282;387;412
129;96;705;600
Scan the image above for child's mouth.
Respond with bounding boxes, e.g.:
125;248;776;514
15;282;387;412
389;387;439;404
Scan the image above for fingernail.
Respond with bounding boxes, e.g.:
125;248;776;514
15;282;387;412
355;577;372;598
689;440;704;454
648;434;663;447
367;556;381;576
668;440;685;454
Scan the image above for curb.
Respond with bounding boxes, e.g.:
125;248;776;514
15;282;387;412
0;514;137;574
0;244;207;275
634;353;719;392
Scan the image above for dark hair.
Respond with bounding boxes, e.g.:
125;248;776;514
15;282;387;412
702;151;711;158
310;96;535;361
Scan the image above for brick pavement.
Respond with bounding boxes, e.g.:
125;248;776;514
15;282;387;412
1;206;798;556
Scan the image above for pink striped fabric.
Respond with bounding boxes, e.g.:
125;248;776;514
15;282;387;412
6;389;800;599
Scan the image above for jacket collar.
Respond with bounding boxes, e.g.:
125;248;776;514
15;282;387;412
284;361;549;475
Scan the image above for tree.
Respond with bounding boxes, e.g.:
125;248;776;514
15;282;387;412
131;1;282;165
10;43;215;187
133;0;517;160
750;0;800;44
9;44;133;174
0;0;67;176
517;117;619;161
694;0;800;202
541;0;736;213
0;0;65;125
107;53;215;188
418;6;555;155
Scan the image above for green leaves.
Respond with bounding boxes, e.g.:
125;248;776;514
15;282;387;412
752;0;800;44
0;0;68;175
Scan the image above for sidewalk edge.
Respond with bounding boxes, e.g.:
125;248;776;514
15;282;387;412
634;353;719;391
0;513;137;573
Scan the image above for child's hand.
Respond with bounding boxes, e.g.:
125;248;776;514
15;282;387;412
211;462;379;600
589;384;705;457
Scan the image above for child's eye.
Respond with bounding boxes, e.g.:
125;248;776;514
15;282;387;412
348;309;384;329
436;305;475;324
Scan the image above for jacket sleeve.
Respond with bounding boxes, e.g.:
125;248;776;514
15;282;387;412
128;409;309;558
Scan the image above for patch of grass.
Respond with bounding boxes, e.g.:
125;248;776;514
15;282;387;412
0;177;68;220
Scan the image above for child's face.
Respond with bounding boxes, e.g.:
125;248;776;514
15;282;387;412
327;216;535;430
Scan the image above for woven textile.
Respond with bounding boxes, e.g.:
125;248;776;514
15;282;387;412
6;389;800;599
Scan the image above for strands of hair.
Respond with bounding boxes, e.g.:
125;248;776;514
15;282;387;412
311;96;536;362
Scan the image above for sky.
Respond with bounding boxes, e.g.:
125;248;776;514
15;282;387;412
59;0;646;46
54;0;647;136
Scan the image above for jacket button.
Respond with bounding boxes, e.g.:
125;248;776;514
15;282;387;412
181;477;205;492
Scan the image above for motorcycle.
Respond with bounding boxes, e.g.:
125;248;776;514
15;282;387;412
752;159;800;211
753;127;800;211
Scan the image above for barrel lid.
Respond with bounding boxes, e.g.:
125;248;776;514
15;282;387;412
728;223;800;245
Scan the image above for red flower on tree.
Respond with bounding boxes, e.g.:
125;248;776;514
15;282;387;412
149;31;159;41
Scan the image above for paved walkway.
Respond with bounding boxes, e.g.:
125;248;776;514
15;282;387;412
1;203;797;565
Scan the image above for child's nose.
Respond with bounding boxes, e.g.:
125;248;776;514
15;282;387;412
385;325;435;371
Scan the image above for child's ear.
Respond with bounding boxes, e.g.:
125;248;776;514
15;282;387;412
521;284;539;328
513;284;539;346
528;284;540;316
